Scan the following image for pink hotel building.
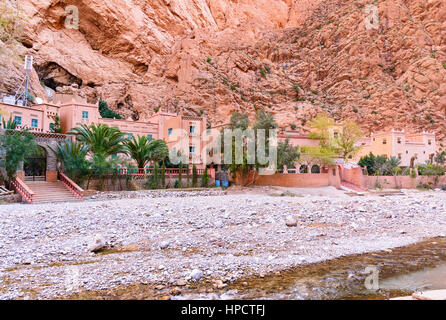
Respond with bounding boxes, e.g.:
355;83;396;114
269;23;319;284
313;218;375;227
0;93;208;168
0;93;437;174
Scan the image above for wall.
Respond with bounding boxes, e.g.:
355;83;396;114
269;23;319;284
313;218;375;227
234;166;341;189
340;166;365;188
364;175;446;189
85;173;215;191
341;165;446;189
0;102;45;132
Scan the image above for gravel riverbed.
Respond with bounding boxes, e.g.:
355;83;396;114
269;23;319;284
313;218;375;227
1;188;446;299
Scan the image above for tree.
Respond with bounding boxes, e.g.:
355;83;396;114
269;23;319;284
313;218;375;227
0;129;38;186
308;115;363;160
51;115;63;133
124;135;152;168
332;121;363;160
178;161;183;188
160;161;166;188
69;123;127;158
434;151;446;165
277;138;300;170
147;139;169;166
1;117;17;129
49;141;90;185
229;111;250;130
192;164;198;187
201;167;209;187
359;153;401;176
99;100;121;119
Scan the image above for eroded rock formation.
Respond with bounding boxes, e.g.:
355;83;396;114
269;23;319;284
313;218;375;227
1;0;446;145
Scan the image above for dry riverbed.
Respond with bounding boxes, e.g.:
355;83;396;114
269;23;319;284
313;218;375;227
0;187;446;300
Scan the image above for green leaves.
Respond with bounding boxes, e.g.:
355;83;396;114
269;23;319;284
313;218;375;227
124;135;152;168
99;100;121;119
0;129;38;183
277;138;300;170
69;123;127;158
49;141;90;184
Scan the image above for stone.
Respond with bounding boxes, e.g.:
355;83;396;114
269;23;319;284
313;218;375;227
285;215;298;227
159;241;170;250
88;234;107;253
189;269;204;281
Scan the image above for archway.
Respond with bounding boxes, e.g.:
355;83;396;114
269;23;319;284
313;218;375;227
299;165;308;173
311;165;321;174
24;146;47;181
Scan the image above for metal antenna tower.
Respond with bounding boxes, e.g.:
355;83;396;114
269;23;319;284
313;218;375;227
13;55;33;107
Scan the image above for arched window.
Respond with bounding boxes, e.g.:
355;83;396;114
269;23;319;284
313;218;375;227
311;165;320;174
299;165;308;173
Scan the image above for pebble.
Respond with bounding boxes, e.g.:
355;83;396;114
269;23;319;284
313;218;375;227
0;188;444;300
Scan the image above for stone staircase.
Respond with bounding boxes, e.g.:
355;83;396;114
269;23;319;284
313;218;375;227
25;181;82;204
340;181;367;195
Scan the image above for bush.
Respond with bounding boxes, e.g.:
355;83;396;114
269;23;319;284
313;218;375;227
201;167;209;187
99;100;121;119
192;164;198;188
417;163;445;176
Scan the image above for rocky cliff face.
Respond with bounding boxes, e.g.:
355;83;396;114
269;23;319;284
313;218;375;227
1;0;446;145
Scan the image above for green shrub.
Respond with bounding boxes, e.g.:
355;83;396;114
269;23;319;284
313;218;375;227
201;167;209;187
178;162;183;188
99;100;121;119
192;164;198;187
417;163;445;176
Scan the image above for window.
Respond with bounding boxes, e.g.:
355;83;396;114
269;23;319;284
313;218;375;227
406;150;408;154
299;165;308;174
31;119;38;128
168;128;173;136
49;123;55;131
14;116;22;125
147;134;153;140
428;140;432;145
82;111;89;119
189;126;195;134
189;146;196;154
383;139;387;145
397;137;401;144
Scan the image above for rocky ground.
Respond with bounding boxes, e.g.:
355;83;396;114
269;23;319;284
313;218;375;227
0;187;446;300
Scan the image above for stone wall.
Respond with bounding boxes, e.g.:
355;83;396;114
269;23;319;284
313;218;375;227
84;174;215;191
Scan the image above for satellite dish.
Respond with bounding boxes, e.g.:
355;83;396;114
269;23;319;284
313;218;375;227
35;97;43;104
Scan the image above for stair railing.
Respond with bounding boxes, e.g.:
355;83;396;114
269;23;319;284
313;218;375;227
11;178;35;204
60;172;84;200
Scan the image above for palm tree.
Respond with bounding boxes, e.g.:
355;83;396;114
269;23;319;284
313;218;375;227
2;117;18;130
49;141;90;184
69;123;127;157
147;139;169;165
124;135;152;168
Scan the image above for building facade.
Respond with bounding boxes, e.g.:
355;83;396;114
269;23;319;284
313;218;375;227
354;130;436;167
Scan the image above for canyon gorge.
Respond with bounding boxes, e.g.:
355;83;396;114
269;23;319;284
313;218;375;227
1;0;446;145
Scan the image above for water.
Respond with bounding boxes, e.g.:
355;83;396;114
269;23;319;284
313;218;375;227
224;237;446;300
65;237;446;300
